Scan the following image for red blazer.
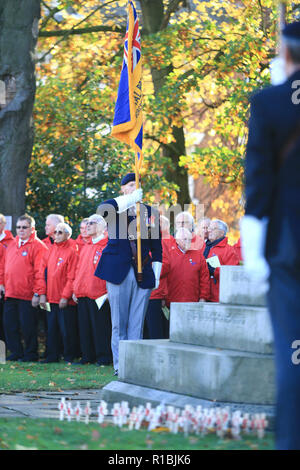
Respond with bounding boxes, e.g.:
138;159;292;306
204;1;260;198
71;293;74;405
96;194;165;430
0;230;15;249
166;244;210;305
204;237;240;302
73;236;108;299
233;238;243;263
36;239;78;304
42;235;55;248
75;234;91;253
0;243;5;285
150;239;171;300
4;232;48;300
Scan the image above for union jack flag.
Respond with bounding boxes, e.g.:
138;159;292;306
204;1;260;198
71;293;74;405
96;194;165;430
111;1;143;169
123;4;141;72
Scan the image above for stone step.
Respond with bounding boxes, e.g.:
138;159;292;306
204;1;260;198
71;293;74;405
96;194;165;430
170;302;273;354
100;381;275;430
118;339;275;405
219;265;267;306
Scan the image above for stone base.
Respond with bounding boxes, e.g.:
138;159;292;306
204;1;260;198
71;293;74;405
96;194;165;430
119;339;275;405
100;381;275;430
219;265;268;306
170;302;273;354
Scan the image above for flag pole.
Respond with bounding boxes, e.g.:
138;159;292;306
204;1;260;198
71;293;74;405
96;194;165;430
135;152;143;281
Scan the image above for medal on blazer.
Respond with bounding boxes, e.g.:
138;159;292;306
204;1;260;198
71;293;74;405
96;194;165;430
57;257;64;266
93;250;102;264
145;213;155;228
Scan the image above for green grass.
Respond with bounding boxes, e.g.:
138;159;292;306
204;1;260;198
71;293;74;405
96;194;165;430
0;361;275;450
0;418;275;450
0;361;117;393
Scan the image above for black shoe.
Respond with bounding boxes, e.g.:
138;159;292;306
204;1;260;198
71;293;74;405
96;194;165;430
18;357;38;363
97;360;112;366
72;359;91;365
114;369;118;376
40;359;58;363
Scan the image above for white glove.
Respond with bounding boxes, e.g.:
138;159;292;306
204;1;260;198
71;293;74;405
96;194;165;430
270;56;287;85
115;188;143;213
240;215;270;283
152;261;162;290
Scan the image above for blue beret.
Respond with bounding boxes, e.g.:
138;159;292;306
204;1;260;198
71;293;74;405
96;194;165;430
282;22;300;42
121;172;136;186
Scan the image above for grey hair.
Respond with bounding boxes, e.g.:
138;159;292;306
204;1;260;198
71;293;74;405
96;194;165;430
89;214;107;229
56;222;72;237
175;211;195;231
213;219;228;235
47;214;64;225
197;217;211;225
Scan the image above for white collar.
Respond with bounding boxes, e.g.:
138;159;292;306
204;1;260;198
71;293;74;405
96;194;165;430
177;244;186;254
0;231;5;242
19;238;29;247
92;234;105;244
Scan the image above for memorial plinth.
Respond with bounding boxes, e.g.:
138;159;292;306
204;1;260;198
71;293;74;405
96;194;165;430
170;302;273;354
101;266;275;421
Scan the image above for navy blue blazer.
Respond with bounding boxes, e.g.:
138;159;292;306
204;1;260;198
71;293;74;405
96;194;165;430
94;199;162;289
245;70;300;265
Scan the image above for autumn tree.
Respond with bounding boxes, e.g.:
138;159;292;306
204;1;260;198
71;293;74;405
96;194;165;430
9;0;297;236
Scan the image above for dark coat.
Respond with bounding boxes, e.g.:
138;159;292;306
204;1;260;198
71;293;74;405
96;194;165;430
245;70;300;268
95;199;162;289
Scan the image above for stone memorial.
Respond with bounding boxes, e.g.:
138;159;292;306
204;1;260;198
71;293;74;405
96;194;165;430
101;266;275;421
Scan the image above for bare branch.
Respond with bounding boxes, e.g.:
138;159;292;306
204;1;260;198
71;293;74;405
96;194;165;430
39;24;125;37
37;0;123;63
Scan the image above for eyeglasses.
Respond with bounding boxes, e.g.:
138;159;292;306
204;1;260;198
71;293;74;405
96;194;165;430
54;230;64;235
86;221;97;225
16;225;30;230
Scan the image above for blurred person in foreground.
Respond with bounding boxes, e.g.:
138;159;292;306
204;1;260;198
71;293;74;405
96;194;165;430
241;22;300;450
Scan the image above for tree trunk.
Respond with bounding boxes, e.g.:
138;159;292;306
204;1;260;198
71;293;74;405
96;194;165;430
140;0;191;207
0;0;40;227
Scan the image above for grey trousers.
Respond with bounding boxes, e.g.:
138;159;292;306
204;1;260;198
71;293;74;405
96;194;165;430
107;267;151;371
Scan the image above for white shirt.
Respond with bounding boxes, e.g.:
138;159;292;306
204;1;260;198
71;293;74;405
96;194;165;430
19;239;29;248
92;234;105;244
